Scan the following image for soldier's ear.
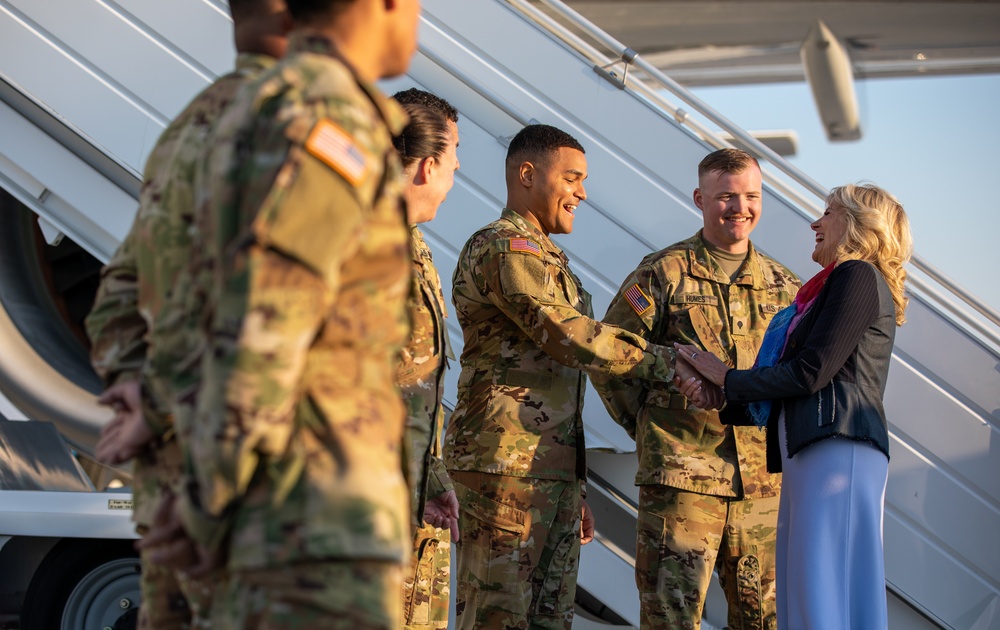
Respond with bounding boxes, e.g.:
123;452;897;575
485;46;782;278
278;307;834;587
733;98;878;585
418;155;437;184
693;188;704;212
518;161;535;188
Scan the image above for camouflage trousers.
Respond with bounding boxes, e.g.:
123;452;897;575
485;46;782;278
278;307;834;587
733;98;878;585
402;522;451;629
135;442;214;629
136;544;215;629
636;485;778;630
212;560;402;629
451;471;581;630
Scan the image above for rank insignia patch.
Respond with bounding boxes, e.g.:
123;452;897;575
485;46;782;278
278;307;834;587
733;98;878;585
624;283;652;316
509;238;542;257
305;119;369;186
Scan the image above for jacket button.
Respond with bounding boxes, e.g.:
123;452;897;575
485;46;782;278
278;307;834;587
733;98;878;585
790;340;797;348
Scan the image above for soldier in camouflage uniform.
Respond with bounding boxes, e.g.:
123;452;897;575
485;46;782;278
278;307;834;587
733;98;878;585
84;2;291;626
445;124;679;630
390;88;461;630
153;1;422;628
596;148;801;630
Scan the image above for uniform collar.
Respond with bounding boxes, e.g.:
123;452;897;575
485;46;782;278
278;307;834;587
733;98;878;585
410;225;430;262
234;52;277;76
687;230;766;288
285;32;408;136
500;208;564;257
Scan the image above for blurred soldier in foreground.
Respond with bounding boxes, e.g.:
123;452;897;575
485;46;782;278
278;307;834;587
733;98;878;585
445;123;680;629
391;87;462;630
137;0;423;627
597;148;800;629
85;1;291;626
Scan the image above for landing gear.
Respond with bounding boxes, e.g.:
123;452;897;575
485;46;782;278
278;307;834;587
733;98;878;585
21;539;141;630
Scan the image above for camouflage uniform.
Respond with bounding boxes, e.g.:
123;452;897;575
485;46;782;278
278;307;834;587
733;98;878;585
596;231;799;630
85;53;276;630
397;226;454;629
173;34;411;629
445;208;676;629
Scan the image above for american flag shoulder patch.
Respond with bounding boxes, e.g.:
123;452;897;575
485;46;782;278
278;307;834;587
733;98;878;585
304;119;369;186
624;283;653;316
509;238;542;257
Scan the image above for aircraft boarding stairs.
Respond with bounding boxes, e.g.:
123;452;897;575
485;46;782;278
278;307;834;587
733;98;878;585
0;0;997;627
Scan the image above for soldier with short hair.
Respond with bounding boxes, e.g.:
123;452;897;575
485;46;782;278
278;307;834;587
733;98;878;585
390;88;462;630
135;0;423;627
85;1;292;626
445;123;679;630
596;148;801;630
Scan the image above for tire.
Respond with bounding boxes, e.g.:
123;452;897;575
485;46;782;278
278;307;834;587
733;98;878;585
21;538;141;630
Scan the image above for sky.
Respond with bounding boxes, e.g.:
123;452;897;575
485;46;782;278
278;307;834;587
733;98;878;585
688;73;1000;314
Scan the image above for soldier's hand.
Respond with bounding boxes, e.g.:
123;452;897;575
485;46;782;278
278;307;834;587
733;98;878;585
136;492;188;560
580;499;595;545
424;489;461;542
137;492;224;579
95;381;155;465
673;354;701;385
674;356;726;410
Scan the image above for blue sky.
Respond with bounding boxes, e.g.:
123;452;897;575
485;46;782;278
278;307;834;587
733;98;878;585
690;73;1000;313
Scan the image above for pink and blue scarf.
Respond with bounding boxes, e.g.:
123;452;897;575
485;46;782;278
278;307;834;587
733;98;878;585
747;263;836;426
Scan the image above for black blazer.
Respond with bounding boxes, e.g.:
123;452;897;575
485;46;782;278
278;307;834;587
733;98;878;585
722;260;896;473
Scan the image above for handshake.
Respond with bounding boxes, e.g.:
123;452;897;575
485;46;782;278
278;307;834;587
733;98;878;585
672;343;729;410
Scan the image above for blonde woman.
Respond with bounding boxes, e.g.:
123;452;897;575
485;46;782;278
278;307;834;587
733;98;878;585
675;183;913;630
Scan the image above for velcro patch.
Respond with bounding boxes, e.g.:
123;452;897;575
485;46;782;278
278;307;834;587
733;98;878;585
760;304;782;314
509;238;542;257
624;283;652;316
673;293;719;306
305;119;369;186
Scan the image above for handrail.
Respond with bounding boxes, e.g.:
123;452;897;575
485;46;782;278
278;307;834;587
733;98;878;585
505;0;1000;348
506;0;828;214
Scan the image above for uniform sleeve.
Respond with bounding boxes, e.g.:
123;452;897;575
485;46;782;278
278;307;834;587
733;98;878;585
593;266;664;439
424;454;454;501
86;230;177;437
181;144;364;548
86;116;198;436
85;228;151;391
475;244;675;382
726;261;881;402
403;391;434;516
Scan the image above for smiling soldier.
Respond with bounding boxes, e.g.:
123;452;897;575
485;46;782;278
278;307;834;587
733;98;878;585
596;148;800;630
444;123;679;629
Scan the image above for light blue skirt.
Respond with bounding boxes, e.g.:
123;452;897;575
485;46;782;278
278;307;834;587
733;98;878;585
776;412;889;630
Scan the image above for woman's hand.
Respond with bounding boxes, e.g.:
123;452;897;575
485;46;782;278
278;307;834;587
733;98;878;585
674;343;730;387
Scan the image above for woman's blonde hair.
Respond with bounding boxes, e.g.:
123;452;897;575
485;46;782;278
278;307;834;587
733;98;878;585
827;183;914;326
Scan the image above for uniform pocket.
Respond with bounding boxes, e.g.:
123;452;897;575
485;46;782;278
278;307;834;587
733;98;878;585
635;509;666;594
453;482;530;615
403;534;440;625
534;515;581;617
557;267;580;307
688;305;729;361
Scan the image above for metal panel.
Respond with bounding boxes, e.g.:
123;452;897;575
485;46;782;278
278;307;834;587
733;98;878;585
0;490;137;539
0;100;135;258
0;420;93;491
0;0;230;171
